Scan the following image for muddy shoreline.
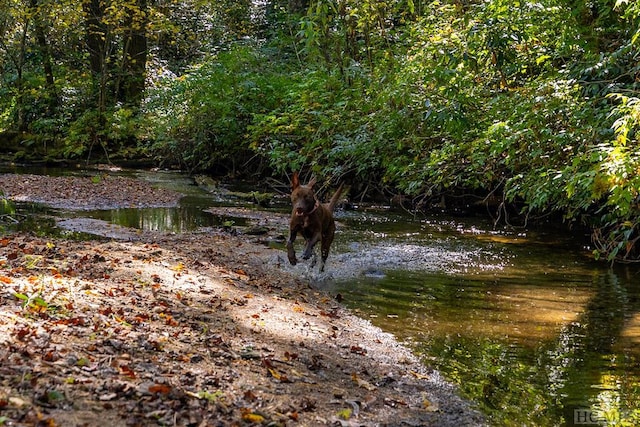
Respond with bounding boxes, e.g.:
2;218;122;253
1;172;485;426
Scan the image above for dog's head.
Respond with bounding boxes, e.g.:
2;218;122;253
290;172;317;217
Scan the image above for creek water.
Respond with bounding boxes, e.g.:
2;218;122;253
327;214;640;426
2;166;639;426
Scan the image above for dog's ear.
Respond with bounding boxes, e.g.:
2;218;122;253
291;171;300;190
307;177;317;188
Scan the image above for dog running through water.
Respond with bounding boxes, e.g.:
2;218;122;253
286;172;344;272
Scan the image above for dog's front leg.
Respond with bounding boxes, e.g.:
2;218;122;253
287;229;298;265
302;232;321;260
319;238;331;273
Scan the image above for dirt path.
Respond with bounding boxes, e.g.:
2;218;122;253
0;173;485;426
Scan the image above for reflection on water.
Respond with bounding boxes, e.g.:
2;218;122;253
78;205;247;233
330;218;640;427
0;167;254;233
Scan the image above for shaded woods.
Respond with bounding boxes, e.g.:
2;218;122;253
2;0;640;262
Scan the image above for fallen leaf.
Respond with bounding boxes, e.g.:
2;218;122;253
243;413;265;423
148;384;172;394
43;350;57;362
345;400;361;417
268;368;291;383
243;390;257;402
351;373;376;391
320;310;339;318
76;357;91;367
14;326;32;340
36;417;57;427
383;397;407;407
196;390;224;402
170;262;185;272
119;364;136;379
99;393;118;401
8;397;27;407
423;398;440;412
337;408;352;420
410;370;430;380
350;345;367;355
268;368;281;380
164;315;179;326
241;408;265;423
284;351;298;361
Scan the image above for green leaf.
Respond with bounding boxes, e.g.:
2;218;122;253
13;293;29;301
535;55;550;65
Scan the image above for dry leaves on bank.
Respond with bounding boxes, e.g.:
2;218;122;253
0;174;182;210
0;232;483;426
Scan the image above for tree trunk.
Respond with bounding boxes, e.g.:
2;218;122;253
84;0;105;78
83;0;109;113
118;0;148;109
288;0;310;14
15;20;29;131
29;0;58;113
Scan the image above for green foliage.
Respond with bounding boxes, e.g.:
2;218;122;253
584;93;640;262
144;44;294;173
2;0;640;261
1;0;265;160
249;0;640;261
1;194;16;234
63;107;145;161
249;67;373;180
13;292;52;313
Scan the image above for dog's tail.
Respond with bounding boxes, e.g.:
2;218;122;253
328;182;344;212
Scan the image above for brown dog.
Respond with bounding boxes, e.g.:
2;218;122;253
287;172;344;272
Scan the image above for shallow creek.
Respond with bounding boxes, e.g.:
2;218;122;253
328;215;640;426
2;166;639;426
